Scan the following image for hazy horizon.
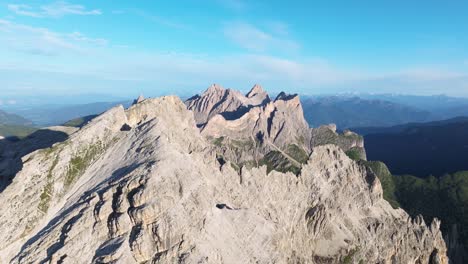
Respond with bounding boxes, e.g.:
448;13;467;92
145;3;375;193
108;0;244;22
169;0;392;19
1;1;468;99
2;84;468;109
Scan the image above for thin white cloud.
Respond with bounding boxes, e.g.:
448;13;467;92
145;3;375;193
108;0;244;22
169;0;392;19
224;22;300;52
0;19;107;56
7;1;101;18
68;32;108;46
7;4;42;18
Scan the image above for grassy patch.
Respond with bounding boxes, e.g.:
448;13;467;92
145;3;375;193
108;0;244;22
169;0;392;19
38;155;59;213
361;160;400;208
260;151;301;175
64;142;105;189
341;247;359;264
286;144;309;164
63;115;97;128
212;136;225;147
0;124;37;139
231;138;256;149
345;147;363;161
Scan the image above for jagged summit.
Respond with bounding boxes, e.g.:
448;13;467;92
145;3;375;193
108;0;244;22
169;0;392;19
275;91;298;101
205;83;224;93
246;84;270;105
132;94;145;105
0;89;448;263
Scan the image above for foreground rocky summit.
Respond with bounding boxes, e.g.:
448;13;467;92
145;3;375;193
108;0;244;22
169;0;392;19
0;86;447;263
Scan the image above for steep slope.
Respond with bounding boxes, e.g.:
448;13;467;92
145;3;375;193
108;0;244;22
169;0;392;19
0;94;447;263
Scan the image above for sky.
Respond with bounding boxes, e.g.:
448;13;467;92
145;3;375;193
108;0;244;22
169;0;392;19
1;0;468;104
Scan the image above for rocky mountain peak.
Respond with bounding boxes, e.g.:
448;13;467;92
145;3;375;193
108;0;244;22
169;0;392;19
204;83;225;94
275;91;299;102
132;94;145;105
246;84;264;97
0;86;448;263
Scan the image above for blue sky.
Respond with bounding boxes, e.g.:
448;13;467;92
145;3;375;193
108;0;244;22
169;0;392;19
1;0;468;103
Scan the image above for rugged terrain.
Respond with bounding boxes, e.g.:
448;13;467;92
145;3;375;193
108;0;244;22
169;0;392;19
0;85;448;263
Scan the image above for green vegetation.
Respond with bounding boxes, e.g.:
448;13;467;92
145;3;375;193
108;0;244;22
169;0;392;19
212;136;225;147
38;155;59;213
231;138;257;149
286;144;309;164
345;147;363;161
393;171;468;255
366;161;468;257
258;144;309;175
0;124;37;139
361;161;400;208
341;247;359;264
64;142;105;189
62;114;97;128
230;161;240;172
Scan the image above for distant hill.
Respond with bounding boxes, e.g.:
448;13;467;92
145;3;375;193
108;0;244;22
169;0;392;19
352;116;468;135
62;115;98;128
0;124;37;139
359;94;468;112
0;109;32;126
0;109;36;139
301;96;433;129
362;117;468;177
10;101;132;126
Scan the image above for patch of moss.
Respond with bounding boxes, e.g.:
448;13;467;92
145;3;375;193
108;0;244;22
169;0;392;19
341;247;359;264
345;147;363;161
64;142;105;189
212;136;225;147
286;144;309;164
260;150;302;175
230;162;240;172
361;161;400;209
38;155;59;213
231;138;256;149
62;115;97;128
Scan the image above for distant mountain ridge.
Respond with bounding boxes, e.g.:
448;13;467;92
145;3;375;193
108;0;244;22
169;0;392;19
301;96;434;129
10;101;132;126
0;109;32;126
362;117;468;177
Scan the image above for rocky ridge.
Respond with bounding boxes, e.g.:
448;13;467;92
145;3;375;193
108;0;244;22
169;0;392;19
0;88;448;263
186;84;365;174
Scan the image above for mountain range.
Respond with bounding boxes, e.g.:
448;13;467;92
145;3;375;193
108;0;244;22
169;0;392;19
0;85;447;263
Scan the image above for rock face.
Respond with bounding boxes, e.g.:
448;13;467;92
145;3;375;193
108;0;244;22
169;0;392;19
185;84;270;126
0;89;448;263
187;85;365;173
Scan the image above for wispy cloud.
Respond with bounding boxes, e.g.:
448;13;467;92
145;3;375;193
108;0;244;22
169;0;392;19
224;21;300;53
2;49;468;97
7;1;101;18
0;19;107;56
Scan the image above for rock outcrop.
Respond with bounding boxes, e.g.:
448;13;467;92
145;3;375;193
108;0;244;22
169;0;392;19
0;89;448;263
187;84;365;174
185;84;271;126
